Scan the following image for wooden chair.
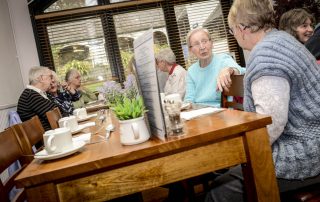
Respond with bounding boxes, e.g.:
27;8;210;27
46;107;62;129
11;115;45;156
220;74;244;110
0;127;29;202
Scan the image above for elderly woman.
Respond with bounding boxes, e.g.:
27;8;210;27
47;71;80;117
279;8;315;44
17;66;57;131
155;47;187;99
206;0;320;201
65;69;97;108
184;27;245;107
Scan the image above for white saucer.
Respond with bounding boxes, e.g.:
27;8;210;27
77;114;97;122
71;122;95;134
34;141;85;160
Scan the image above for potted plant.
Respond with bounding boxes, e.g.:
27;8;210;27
98;75;150;145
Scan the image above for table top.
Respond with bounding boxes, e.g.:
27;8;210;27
15;109;271;188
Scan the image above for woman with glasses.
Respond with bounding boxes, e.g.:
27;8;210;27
47;71;80;117
279;8;315;44
206;0;320;201
184;27;245;107
17;66;57;131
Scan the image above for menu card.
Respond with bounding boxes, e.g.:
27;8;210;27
133;28;166;140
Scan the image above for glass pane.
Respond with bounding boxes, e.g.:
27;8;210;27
110;0;131;3
45;0;98;13
47;17;111;92
113;8;168;77
174;0;229;67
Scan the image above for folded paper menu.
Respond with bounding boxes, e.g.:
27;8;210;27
180;107;225;120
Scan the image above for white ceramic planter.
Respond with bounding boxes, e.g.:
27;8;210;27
119;116;150;145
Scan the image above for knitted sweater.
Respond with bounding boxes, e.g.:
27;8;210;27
244;29;320;179
185;53;245;107
17;88;57;131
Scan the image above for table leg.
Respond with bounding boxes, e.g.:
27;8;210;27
242;127;280;202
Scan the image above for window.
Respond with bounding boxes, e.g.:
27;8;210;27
113;8;168;76
47;17;111;91
45;0;98;13
30;0;242;92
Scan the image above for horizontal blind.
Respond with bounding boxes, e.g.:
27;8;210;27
171;0;235;67
36;12;113;91
112;4;168;76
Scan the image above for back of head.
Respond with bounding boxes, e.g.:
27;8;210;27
155;48;176;65
29;66;50;85
228;0;275;32
279;8;315;40
65;69;79;82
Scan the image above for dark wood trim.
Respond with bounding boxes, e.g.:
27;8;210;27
162;1;186;68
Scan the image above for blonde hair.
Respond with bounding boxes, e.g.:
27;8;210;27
228;0;275;33
279;8;315;42
186;27;211;49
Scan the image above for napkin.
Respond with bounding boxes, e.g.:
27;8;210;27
72;133;91;143
82;121;96;127
180;107;225;120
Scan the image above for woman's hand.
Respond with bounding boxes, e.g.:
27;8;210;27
216;67;235;92
61;82;76;94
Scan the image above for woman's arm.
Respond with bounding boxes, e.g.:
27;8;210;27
251;76;290;144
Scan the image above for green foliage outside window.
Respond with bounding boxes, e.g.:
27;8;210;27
64;60;92;76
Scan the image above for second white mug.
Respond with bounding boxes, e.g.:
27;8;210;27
58;116;78;132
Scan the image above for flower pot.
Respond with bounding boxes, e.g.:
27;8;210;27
119;116;150;145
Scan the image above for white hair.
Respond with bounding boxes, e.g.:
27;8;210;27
155;48;176;65
186;27;211;49
29;66;50;85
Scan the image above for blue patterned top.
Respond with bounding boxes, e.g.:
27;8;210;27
47;89;80;117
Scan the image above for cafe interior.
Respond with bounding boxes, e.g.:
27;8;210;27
0;0;320;201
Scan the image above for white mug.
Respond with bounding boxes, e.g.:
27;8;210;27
119;116;150;145
73;108;87;119
58;116;78;132
43;128;73;154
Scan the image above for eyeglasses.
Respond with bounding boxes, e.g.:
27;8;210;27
228;24;250;36
190;39;210;49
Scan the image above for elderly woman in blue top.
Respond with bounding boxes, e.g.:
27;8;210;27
206;0;320;201
184;27;245;107
47;71;80;117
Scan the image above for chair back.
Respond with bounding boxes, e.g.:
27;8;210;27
11;115;45;155
0;127;28;202
46;107;62;129
221;74;244;110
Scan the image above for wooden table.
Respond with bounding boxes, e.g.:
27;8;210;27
15;110;280;202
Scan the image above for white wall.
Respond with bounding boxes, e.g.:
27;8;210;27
0;0;39;130
7;0;39;86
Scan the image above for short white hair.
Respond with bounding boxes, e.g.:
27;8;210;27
155;48;176;65
29;66;50;85
65;69;80;82
186;27;211;49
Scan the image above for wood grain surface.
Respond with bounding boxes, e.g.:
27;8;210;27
14;109;279;202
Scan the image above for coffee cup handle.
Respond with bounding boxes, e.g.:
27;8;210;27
46;135;56;153
62;120;68;128
131;123;139;140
